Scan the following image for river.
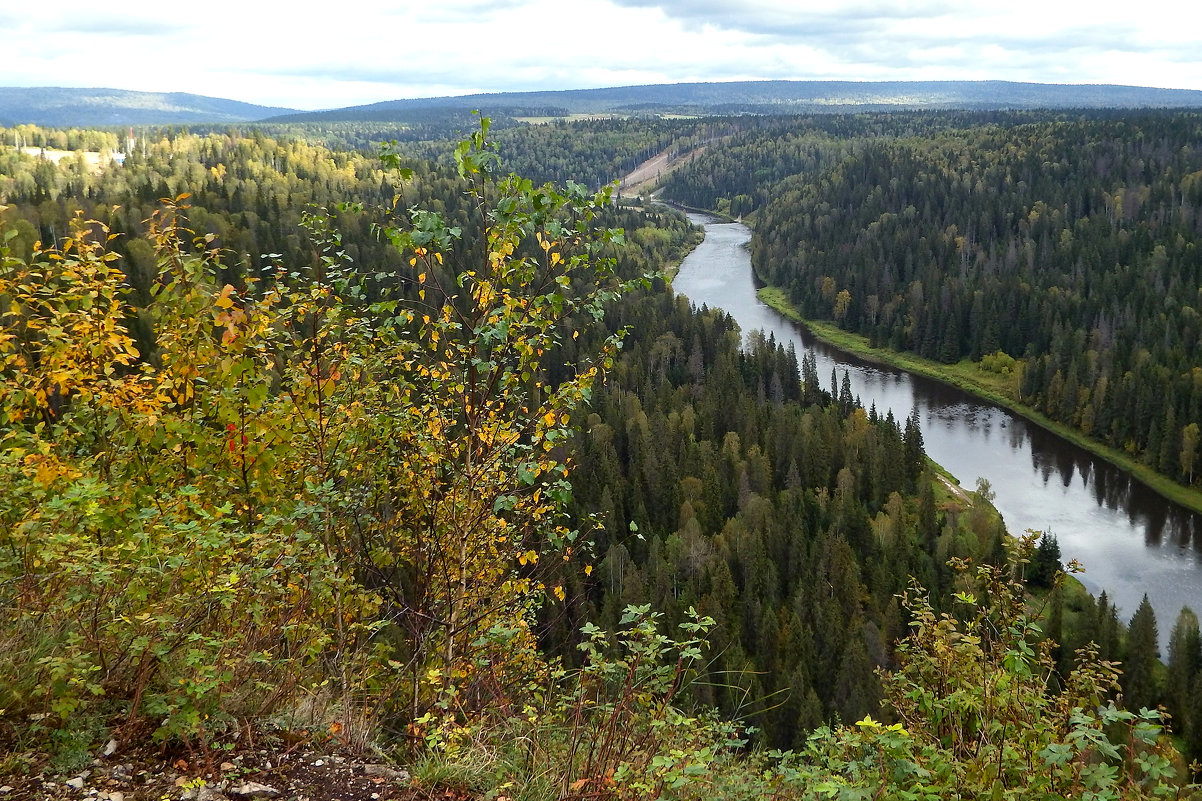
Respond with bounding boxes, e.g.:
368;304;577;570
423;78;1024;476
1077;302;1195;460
672;216;1202;649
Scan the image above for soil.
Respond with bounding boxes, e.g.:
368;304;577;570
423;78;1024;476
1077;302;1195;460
0;740;471;801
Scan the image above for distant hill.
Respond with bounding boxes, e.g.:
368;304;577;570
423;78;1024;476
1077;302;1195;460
5;81;1202;130
0;87;297;127
265;80;1202;123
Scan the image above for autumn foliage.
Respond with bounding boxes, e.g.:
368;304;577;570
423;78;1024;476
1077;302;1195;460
0;122;634;748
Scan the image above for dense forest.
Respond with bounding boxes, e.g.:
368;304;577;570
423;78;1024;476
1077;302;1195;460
1;116;1199;798
0;119;943;744
558;291;954;747
659;110;1202;492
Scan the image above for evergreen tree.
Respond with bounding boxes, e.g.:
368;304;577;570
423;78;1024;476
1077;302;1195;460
1189;672;1202;766
1167;607;1202;755
1096;591;1124;663
1028;533;1062;588
1122;595;1161;713
903;409;924;489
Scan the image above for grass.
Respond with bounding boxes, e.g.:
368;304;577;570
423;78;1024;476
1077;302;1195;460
757;286;1202;517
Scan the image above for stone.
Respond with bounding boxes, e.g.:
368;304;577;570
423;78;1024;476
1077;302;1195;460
102;739;119;758
66;777;85;790
229;781;280;799
362;765;409;781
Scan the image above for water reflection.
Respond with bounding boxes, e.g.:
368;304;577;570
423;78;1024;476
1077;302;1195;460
672;216;1202;647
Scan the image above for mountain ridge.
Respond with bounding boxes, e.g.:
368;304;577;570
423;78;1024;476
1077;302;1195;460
0;87;297;127
4;80;1202;129
264;79;1202;122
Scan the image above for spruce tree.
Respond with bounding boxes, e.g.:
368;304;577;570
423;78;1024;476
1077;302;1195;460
1167;607;1202;752
903;410;925;489
1122;595;1161;713
1028;533;1062;588
1189;672;1202;765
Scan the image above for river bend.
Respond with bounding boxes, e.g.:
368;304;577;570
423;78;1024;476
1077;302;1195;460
672;216;1202;647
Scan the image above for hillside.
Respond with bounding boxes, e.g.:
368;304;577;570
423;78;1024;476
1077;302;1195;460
2;115;1199;800
6;80;1202;130
0;87;297;127
265;79;1202;122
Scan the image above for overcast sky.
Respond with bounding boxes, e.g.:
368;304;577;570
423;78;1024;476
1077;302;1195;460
5;1;1200;110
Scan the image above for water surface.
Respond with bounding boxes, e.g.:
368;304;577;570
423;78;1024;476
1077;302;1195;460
673;217;1202;647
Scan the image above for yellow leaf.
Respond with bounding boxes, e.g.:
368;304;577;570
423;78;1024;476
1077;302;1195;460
215;284;236;309
584;564;593;576
553;585;565;601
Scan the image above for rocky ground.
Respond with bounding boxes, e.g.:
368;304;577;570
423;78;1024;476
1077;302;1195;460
0;742;467;801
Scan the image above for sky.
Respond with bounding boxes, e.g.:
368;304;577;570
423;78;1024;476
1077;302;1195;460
5;1;1201;111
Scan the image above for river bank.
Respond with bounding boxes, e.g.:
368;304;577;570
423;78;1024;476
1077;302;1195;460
756;285;1202;518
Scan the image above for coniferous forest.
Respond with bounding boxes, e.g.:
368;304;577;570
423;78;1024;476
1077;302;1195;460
2;111;1201;799
658;111;1202;491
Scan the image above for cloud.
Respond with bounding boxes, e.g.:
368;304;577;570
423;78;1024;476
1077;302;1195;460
412;0;531;23
609;0;955;38
604;0;1198;81
1;0;1199;110
51;15;195;37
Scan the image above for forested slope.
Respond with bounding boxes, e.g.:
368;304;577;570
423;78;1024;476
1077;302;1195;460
552;291;978;747
0;119;1196;799
0;117;994;747
662;111;1202;492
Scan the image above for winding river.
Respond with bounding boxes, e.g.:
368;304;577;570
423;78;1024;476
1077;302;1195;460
673;216;1202;648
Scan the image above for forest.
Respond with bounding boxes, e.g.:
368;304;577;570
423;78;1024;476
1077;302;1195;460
657;110;1202;492
1;113;1200;799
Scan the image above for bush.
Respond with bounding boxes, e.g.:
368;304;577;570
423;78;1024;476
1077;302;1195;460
767;542;1195;799
0;121;641;753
